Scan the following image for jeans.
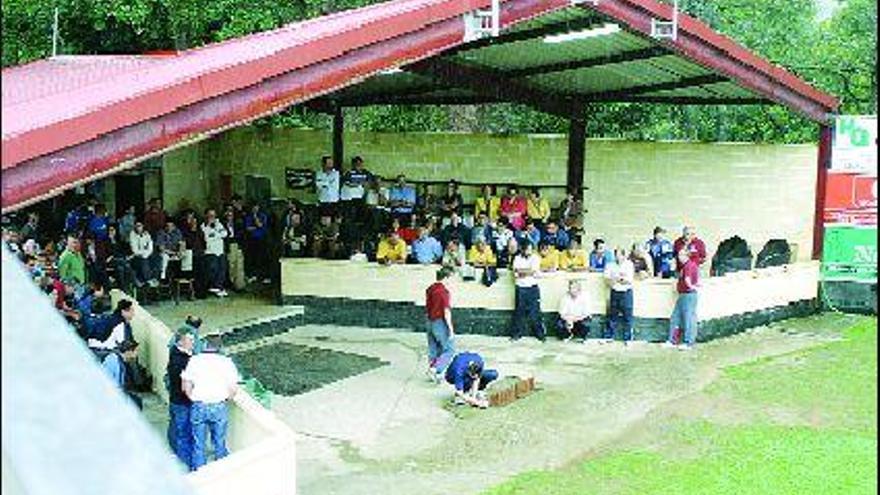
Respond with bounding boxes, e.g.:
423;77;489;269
203;254;227;290
556;316;590;339
462;369;499;391
168;402;193;470
131;255;159;284
669;291;699;345
511;285;546;339
426;319;455;373
605;289;633;341
190;401;229;470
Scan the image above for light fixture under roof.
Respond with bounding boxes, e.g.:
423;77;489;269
543;23;621;43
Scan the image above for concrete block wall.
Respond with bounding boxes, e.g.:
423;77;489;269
163;127;818;261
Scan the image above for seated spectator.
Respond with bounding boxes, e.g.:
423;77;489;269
311;214;340;259
538;242;560;273
559;189;584;233
629;242;654;280
20;212;40;244
526;188;550;227
88;299;135;350
412;227;443;265
282;207;307;257
441;239;466;271
646;226;675;279
521;220;542;247
376;231;407;264
559;238;588;272
474;184;500;223
441;212;470;250
493;219;514;255
201;209;229;297
104;224;135;290
101;338;143;409
499;237;520;269
440;180;464;218
144;198;168;236
88;204;111;243
118;205;137;241
76;281;107;337
393;217;419;245
388;174;417;221
589;238;614;272
156;220;184;281
557;279;591;341
129;221;160;288
445;352;497;408
365;177;389;212
674;225;708;266
58;235;87;288
470;213;495;248
51;277;81;325
83;236;108;288
499;186;527;231
542;221;570;250
468;237;498;286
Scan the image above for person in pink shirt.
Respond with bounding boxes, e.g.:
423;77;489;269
673;225;707;266
664;248;701;350
499;186;527;231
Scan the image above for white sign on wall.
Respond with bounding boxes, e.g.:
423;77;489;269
832;115;878;174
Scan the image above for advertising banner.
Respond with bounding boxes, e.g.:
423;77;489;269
831;115;877;173
821;225;878;282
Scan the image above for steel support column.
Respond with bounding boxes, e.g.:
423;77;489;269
333;106;344;171
812;124;833;259
567;117;586;201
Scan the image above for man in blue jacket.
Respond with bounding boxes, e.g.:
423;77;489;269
445;352;498;408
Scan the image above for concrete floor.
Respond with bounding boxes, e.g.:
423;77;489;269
227;313;860;495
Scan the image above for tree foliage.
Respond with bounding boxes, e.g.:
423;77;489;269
2;0;875;143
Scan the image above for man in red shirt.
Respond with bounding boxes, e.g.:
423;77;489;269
673;225;707;266
425;267;456;383
664;249;701;350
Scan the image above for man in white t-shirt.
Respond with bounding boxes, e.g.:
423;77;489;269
557;279;591;342
603;248;635;343
201;209;229;297
510;242;546;341
181;335;240;470
315;155;340;217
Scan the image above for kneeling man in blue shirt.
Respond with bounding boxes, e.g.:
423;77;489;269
445;352;498;408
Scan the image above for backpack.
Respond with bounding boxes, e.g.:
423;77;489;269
710;236;753;276
755;239;791;269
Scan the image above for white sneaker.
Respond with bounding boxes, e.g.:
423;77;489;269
208;287;220;294
247;276;257;283
148;279;160;288
453;396;467;406
677;344;693;351
217;290;229;297
661;341;676;349
262;278;272;284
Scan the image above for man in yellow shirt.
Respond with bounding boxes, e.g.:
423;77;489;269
474;185;501;222
376;231;407;264
468;238;497;267
526;188;550;227
538;242;560;272
559;238;588;271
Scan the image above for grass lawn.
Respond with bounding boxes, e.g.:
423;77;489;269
484;315;877;495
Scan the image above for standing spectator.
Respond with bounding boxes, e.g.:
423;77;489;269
603;248;635;344
474;184;500;222
425;267;456;383
510;242;546;341
88;299;135;351
156;220;184;282
542;221;570;250
104;224;134;291
244;203;271;284
58;235;87;288
201;209;229;297
340;156;373;222
412;227;443;265
101;339;143;409
222;207;246;290
88;204;111;242
315;156;340;217
440;180;464;218
181;335;241;471
129;222;160;288
558;189;584;233
538;242;560;273
559;237;588;272
118;205;137;241
588;238;614;272
181;212;206;289
557;279;591;341
673;225;707;266
440;212;470;249
665;248;701;350
526;188;550;227
281;202;307;258
310;214;340;259
647;226;675;278
144;198;167;237
629;242;654;280
388;174;417;221
20;212;40;243
499;186;527;231
376;231;407;264
167;328;195;470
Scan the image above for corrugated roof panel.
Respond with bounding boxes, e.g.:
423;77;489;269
525;57;689;94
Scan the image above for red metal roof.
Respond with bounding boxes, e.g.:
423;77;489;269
1;0;838;212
